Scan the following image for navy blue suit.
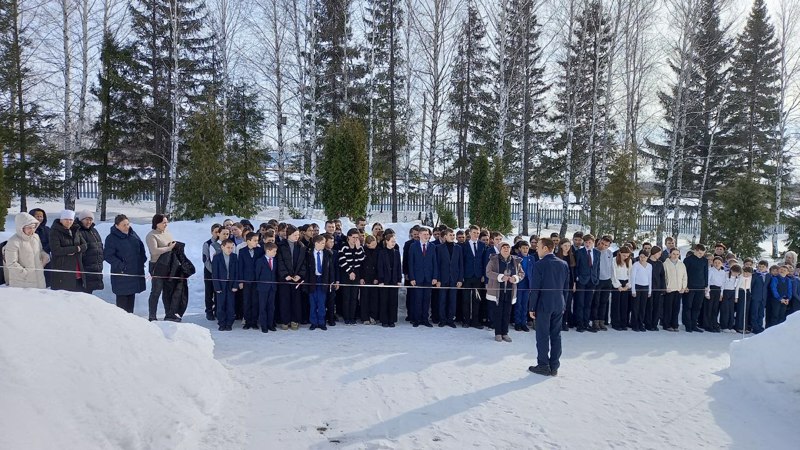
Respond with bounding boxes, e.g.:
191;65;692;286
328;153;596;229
574;246;600;330
306;249;334;326
238;246;265;327
515;254;536;326
255;254;278;330
750;272;771;333
276;240;307;325
436;243;463;324
408;241;439;325
212;253;240;328
529;253;570;371
461;240;488;327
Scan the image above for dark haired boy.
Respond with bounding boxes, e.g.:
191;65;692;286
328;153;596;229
239;232;265;329
255;243;279;332
212;239;239;331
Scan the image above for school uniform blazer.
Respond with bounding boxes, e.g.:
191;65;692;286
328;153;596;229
402;238;417;276
238;246;265;282
305;248;334;290
436;243;464;286
212;253;239;292
528;253;570;314
750;272;771;305
574;247;601;286
461;240;488;280
254;255;278;294
408;241;439;284
377;246;402;285
277;240;307;281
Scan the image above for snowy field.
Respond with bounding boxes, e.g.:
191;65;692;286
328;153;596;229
1;199;799;449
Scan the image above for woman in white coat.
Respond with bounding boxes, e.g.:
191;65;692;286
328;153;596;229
3;212;50;289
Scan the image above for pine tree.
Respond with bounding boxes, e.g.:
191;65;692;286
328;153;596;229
707;176;770;257
448;1;493;226
128;0;215;213
174;103;225;220
725;0;781;182
595;148;640;242
319;118;369;219
468;151;490;226
0;0;62;212
480;158;513;234
784;213;800;254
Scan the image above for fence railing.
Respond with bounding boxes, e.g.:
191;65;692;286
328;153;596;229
65;179;786;235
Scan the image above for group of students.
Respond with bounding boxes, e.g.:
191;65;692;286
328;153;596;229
554;232;800;335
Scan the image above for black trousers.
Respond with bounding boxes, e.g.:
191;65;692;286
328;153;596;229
379;286;399;325
148;276;164;320
431;287;440;323
242;283;259;326
705;286;722;330
116;294;135;313
662;291;681;329
203;268;216;315
563;289;574;328
461;277;483;327
610;281;629;328
342;282;360;322
492;292;513;336
360;284;379;322
682;290;704;330
300;289;310;324
646;291;663;330
768;301;788;327
719;289;736;330
630;285;648;330
278;283;302;325
326;289;337;323
591;279;613;322
234;289;244;320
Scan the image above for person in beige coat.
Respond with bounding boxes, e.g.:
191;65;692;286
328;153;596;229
662;247;688;332
3;212;50;289
486;243;524;342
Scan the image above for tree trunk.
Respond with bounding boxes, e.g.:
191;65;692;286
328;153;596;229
62;0;76;210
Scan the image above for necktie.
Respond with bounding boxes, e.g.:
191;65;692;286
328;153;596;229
473;242;477;256
316;251;322;274
268;257;273;270
423;243;427;256
588;250;592;267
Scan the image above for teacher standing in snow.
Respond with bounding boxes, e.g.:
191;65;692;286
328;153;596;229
145;214;175;321
528;238;570;377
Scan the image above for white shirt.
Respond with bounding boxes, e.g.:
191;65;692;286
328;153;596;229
469;240;479;256
612;262;631;288
630;262;652;296
708;267;727;288
721;274;741;291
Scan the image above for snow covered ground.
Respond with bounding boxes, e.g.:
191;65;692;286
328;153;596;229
1;202;798;449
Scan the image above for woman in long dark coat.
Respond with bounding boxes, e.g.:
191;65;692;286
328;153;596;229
103;214;147;313
75;210;105;293
49;210;88;292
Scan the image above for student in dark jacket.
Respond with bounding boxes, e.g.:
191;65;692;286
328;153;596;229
359;236;380;324
103;214;147;313
49;210;88;292
461;225;488;329
75;210;104;294
682;245;709;332
768;265;793;327
238;232;265;329
407;227;439;327
306;235;334;330
378;232;403;327
646;247;666;331
202;224;222;321
402;226;421;319
749;260;771;333
29;208;52;286
339;228;365;325
212;239;239;331
528;238;571;377
573;234;600;332
276;225;307;330
436;228;463;328
255;242;279;332
323;233;340;326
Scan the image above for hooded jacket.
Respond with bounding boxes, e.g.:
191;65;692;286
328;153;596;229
28;209;51;254
3;213;49;288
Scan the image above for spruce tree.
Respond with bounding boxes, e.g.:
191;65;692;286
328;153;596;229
725;0;781;181
448;1;493;226
480;158;513;234
468;151;490;226
784;213;800;254
319;118;369;219
707;176;770;257
595;149;640;242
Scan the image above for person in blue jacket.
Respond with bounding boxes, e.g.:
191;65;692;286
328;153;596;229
255;242;279;333
407;227;439;327
573;234;600;332
103;214;147;313
749;260;771;334
238;232;265;330
436;228;463;328
213;239;240;331
768;265;793;327
461;225;488;329
514;240;535;332
528;237;570;377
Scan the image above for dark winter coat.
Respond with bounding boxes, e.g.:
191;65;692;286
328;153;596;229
76;223;104;292
377;246;402;285
277;240;307;282
49;219;87;291
684;253;709;289
29;209;51;254
103;225;147;296
360;247;379;284
155;242;195;319
649;259;666;292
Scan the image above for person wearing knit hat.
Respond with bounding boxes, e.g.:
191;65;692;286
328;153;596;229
60;209;75;221
76;209;104;294
76;210;94;221
49;209;87;292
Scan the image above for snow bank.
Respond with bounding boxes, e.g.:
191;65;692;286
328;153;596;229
729;313;800;393
0;288;232;450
